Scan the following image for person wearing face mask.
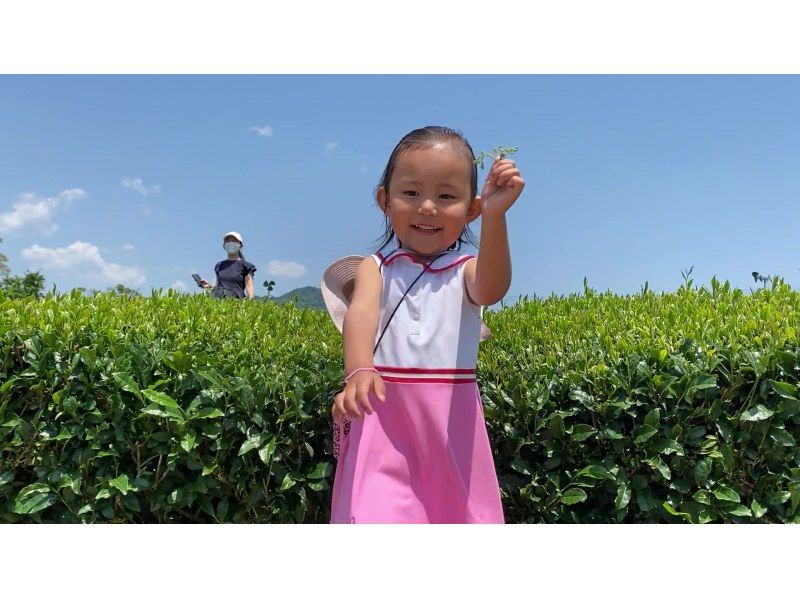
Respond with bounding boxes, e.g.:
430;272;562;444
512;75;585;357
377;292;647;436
197;231;257;299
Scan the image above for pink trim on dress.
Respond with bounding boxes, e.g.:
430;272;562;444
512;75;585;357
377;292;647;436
381;376;476;384
378;252;474;272
375;365;476;374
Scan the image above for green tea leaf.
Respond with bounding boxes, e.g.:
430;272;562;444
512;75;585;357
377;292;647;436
724;504;751;517
768;491;791;506
778;398;800;416
751;500;767;518
112;372;142;398
644;408;660;429
688;374;717;392
142;389;182;414
599;428;625;440
636;488;655;511
739;404;774;422
770;429;795;447
693;490;711;505
258;437;277;464
0;377;17;395
193;407;224;419
11;483;59;514
109;474;130;495
662;501;692;522
634;426;658;444
769;379;797;399
216;498;229;522
121;493;141;512
570;424;597;442
790;483;800;515
713;486;740;503
141;405;171;418
694;459;712;485
180;433;197;452
238;433;268;456
615;484;631;510
577;465;614;480
646;457;671;480
0;470;14;491
543;457;563;469
697;507;714;523
510;456;532;475
653;438;683;456
307;461;331;480
561;488;587;505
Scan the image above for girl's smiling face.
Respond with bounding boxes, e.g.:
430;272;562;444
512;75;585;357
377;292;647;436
377;144;480;256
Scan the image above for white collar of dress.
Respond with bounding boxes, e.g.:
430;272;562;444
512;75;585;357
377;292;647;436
377;247;473;271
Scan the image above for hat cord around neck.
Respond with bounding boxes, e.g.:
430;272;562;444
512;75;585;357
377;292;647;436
372;251;446;355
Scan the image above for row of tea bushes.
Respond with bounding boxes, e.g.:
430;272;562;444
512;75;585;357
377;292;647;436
1;281;799;522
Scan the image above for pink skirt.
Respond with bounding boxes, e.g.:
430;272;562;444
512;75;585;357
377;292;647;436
330;380;504;524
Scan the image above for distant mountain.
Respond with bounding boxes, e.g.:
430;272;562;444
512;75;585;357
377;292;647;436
262;286;325;309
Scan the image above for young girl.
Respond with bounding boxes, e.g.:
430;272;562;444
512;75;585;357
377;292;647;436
330;126;525;523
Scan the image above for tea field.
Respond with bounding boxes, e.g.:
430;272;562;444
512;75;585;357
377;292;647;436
1;280;799;522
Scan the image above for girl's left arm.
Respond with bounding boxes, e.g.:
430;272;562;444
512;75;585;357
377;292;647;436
245;274;255;299
465;158;525;306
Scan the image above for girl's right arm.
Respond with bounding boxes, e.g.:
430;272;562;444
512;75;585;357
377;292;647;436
332;257;386;422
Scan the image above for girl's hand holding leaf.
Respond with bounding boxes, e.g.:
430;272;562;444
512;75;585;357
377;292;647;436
479;158;525;217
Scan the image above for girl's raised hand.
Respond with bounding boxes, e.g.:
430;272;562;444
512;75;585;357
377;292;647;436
478;158;525;217
331;370;386;423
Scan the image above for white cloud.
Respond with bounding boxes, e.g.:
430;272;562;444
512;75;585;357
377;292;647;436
22;241;146;287
360;164;368;173
324;141;340;157
265;260;307;278
140;204;152;217
0;189;87;236
121;244;135;251
249;126;273;137
170;280;188;292
122;177;161;196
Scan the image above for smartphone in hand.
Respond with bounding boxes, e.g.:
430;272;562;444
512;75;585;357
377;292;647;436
192;273;203;287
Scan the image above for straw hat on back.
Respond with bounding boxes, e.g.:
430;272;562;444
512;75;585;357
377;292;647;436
320;255;364;333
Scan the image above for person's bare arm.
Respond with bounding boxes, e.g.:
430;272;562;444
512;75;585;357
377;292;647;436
465;158;525;305
245;274;255;299
332;257;386;421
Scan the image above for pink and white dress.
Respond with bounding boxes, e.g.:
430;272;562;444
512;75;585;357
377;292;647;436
330;248;504;523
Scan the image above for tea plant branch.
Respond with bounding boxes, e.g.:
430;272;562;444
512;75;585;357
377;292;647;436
176;507;204;523
153;453;168;490
543;483;579;511
263;419;285;505
473;146;518;169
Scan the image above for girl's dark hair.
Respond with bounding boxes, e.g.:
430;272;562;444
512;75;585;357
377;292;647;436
374;125;479;253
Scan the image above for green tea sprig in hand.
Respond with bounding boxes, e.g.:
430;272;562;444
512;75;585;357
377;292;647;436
473;146;518;169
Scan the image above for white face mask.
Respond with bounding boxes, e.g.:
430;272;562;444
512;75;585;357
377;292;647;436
224;242;240;255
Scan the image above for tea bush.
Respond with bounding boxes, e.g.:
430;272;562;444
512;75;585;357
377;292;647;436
1;280;799;523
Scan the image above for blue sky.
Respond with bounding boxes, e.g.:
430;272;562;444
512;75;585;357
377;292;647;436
1;75;799;299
